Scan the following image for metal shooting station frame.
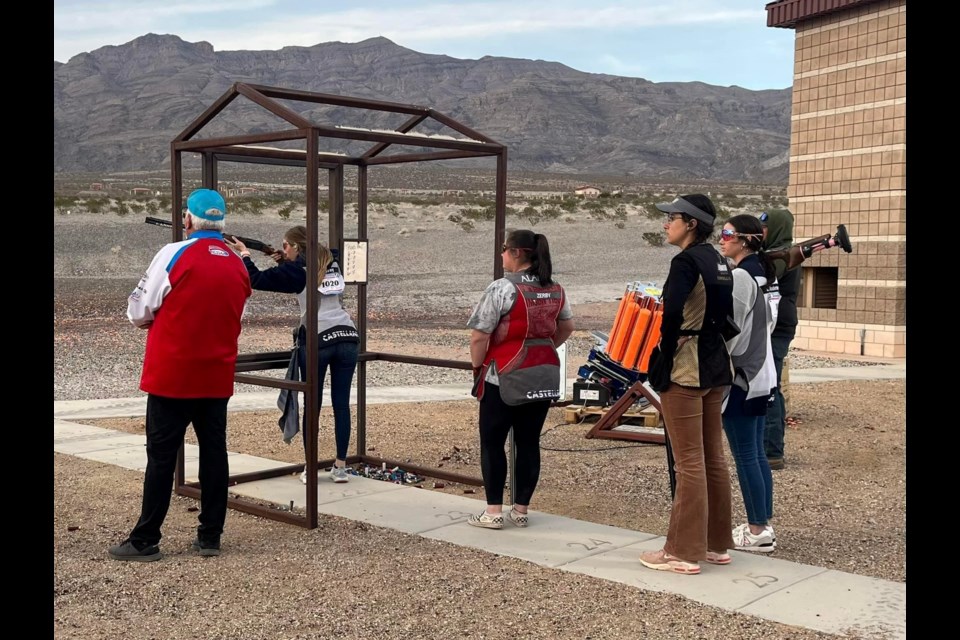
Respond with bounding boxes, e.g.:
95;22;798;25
165;82;509;529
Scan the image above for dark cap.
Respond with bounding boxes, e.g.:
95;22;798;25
655;196;715;225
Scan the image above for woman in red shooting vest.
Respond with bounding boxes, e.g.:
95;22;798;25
466;229;575;529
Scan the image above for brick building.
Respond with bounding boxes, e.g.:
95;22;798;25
766;0;905;357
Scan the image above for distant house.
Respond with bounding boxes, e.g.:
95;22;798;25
226;187;258;197
574;186;601;198
130;187;152;195
90;183;104;191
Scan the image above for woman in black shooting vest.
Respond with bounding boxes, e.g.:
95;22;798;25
640;194;736;576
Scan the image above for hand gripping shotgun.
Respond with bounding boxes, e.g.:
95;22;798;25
764;224;854;272
144;216;279;256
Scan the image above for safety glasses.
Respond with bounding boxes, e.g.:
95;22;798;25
719;229;762;242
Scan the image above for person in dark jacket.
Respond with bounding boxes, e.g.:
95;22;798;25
759;209;800;470
226;226;359;485
639;194;736;576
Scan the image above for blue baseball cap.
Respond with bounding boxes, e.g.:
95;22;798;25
186;189;226;221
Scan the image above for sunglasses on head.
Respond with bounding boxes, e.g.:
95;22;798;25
501;243;531;253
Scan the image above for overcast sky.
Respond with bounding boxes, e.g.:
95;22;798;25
54;0;795;90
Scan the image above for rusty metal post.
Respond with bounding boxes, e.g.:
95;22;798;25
304;130;320;529
356;164;368;456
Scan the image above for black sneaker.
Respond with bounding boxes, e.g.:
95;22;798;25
191;537;222;557
108;540;162;562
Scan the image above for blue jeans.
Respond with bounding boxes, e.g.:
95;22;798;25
723;413;773;525
298;340;359;461
764;332;794;460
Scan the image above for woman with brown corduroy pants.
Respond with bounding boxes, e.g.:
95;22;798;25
640;193;737;576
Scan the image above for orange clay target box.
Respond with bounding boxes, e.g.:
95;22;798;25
573;282;663;407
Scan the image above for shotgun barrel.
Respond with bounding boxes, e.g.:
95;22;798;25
144;216;277;255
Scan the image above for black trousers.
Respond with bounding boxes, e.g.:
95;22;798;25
129;395;230;547
478;383;551;506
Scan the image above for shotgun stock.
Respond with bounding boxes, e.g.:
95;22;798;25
144;216;278;255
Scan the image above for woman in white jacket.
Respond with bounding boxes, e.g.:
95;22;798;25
717;214;781;557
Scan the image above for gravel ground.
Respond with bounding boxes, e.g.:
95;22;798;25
54;210;905;639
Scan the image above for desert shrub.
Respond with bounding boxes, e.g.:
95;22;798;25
278;203;296;219
615;221;626;229
407;196;444;207
459;220;475;232
85;197;109;214
718;193;746;209
642;231;665;246
146;200;159;215
111;199;129;217
459;206;495;221
643;203;663;220
54;196;77;215
127;201;145;215
519;205;541;226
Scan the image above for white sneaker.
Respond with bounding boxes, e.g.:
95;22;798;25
733;523;776;553
508;508;529;528
300;469;320;484
330;466;349;483
467;510;503;529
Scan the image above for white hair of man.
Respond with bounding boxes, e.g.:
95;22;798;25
187;211;226;232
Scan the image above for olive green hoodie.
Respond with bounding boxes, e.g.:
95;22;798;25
761;208;800;333
761;208;794;279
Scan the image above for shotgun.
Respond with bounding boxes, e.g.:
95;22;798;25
144;216;279;255
764;224;854;272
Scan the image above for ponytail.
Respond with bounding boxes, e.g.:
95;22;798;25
505;229;554;286
531;233;554;286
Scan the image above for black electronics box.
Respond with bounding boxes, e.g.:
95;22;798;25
573;381;610;407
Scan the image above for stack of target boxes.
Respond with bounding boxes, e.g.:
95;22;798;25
574;282;663;407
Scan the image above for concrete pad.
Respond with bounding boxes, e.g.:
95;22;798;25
560;537;826;610
54;429;146;455
790;365;905;384
230;473;404;511
74;445;148;471
317;485;483;534
54;419;117;437
739;568;906;640
424;510;655;568
54;397;149;420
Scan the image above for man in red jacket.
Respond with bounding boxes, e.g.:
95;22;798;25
108;188;252;561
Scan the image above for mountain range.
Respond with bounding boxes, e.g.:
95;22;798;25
54;34;792;183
